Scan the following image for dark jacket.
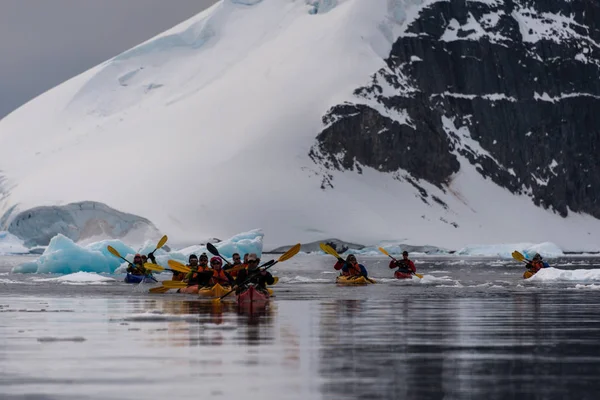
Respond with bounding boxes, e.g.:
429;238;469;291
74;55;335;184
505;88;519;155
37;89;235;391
235;268;274;289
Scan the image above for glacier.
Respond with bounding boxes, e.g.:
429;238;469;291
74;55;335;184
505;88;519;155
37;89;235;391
0;0;599;251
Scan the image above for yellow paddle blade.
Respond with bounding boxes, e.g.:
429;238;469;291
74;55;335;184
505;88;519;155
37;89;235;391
149;286;171;294
156;235;168;250
378;247;391;257
162;281;188;289
278;243;301;262
167;260;191;274
227;264;247;273
107;245;122;259
143;263;165;272
319;243;341;259
269;276;279;285
414;273;424;279
512;251;526;262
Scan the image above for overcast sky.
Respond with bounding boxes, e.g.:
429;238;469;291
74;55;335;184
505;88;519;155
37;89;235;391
0;0;218;120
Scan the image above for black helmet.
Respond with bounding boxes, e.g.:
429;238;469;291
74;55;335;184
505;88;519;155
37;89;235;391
189;254;198;261
533;253;542;260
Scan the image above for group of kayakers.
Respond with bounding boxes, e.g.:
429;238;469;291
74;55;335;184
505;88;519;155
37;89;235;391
176;252;274;294
127;243;548;287
333;250;418;279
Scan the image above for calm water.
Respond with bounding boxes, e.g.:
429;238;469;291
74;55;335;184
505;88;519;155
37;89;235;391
2;254;600;399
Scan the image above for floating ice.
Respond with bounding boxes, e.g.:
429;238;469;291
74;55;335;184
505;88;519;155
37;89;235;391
12;234;136;274
528;267;600;282
33;272;115;283
12;230;263;274
0;231;28;255
173;229;264;261
455;242;563;258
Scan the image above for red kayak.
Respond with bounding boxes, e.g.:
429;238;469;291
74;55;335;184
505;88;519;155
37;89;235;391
394;271;413;280
237;285;270;304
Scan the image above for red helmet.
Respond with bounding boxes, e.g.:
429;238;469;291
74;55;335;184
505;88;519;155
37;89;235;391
210;256;222;265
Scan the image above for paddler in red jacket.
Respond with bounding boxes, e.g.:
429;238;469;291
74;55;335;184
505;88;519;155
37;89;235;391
525;253;549;275
389;251;416;277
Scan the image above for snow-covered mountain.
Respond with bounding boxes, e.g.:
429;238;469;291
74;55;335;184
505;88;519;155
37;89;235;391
0;0;599;250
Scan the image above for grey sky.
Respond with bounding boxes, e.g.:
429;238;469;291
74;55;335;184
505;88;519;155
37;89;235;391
0;0;218;120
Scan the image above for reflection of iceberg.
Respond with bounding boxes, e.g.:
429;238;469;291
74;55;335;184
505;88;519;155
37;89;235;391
12;229;264;274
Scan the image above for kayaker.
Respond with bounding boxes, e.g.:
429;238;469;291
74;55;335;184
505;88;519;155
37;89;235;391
198;253;210;272
243;253;249;263
174;254;197;281
235;253;274;294
127;254;147;275
184;254;213;288
209;257;234;286
389;251;416;277
224;252;244;278
525;253;549;275
334;254;368;277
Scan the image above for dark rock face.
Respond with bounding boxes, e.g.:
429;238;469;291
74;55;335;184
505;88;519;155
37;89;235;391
310;0;600;218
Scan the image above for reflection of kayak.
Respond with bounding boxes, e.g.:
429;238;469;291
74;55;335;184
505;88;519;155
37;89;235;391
336;275;376;285
125;273;155;284
198;283;231;298
523;270;535;279
394;271;413;280
179;285;199;294
237;285;270;304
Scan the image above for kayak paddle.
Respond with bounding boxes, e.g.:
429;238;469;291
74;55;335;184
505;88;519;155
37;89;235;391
167;260;192;274
320;243;375;283
378;247;424;279
511;251;529;263
213;243;301;303
206;243;234;267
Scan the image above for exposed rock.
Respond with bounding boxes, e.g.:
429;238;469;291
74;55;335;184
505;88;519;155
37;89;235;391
310;0;600;219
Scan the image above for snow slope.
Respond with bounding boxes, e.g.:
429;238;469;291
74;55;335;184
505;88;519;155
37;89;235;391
1;0;600;250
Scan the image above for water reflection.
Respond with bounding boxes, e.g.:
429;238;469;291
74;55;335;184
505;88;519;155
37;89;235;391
318;295;600;399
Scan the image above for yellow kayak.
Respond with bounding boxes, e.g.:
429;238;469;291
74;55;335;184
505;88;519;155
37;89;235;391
197;283;275;299
336;275;376;285
198;283;231;298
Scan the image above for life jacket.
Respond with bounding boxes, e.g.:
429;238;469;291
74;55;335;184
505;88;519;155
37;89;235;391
345;262;363;277
210;269;230;286
530;260;544;272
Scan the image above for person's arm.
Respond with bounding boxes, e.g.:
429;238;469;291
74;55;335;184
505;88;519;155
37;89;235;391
389;260;397;269
262;270;275;285
409;260;416;273
224;271;234;285
334;260;345;270
359;264;368;277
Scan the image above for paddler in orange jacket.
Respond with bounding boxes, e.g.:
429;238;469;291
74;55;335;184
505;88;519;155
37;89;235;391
525;253;550;275
224;252;244;278
184;253;212;287
209;257;234;286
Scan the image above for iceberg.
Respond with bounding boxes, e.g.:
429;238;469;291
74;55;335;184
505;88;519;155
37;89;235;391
12;229;263;274
13;234;136;274
172;229;264;261
455;242;563;258
528;267;600;282
0;231;29;255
